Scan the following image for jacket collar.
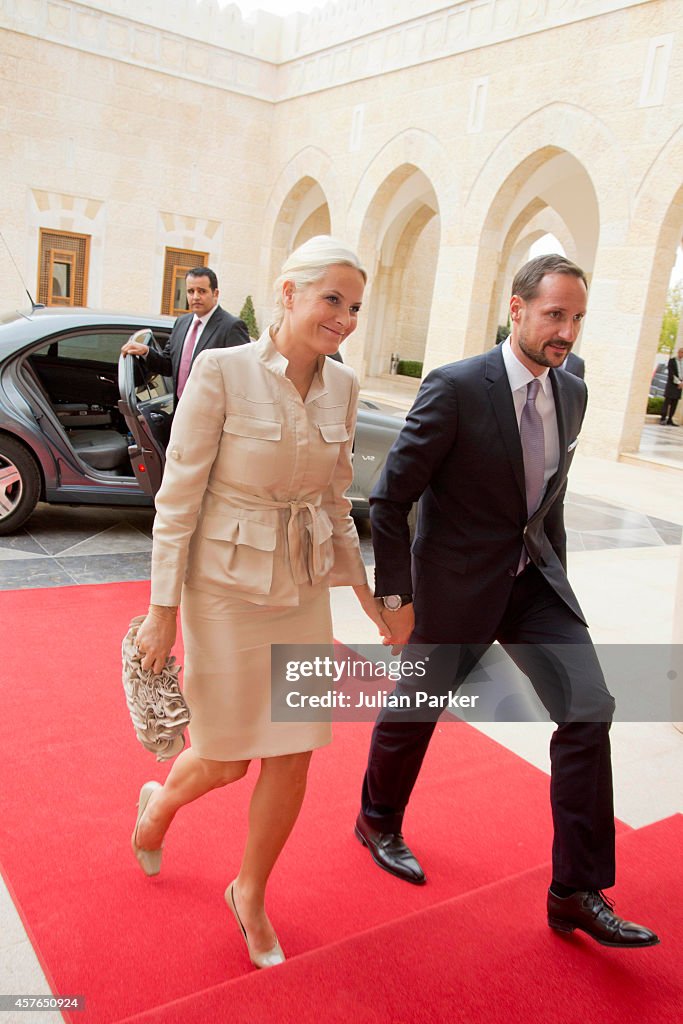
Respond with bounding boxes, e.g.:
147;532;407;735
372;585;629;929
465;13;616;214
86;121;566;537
254;329;328;400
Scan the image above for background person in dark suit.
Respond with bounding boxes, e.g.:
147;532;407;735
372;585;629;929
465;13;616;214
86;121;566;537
562;350;585;378
121;266;250;402
660;346;683;425
356;254;658;949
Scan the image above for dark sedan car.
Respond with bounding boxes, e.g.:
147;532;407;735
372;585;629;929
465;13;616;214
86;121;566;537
649;362;667;399
0;308;405;535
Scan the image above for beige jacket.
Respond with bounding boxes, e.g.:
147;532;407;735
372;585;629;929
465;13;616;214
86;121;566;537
150;330;368;607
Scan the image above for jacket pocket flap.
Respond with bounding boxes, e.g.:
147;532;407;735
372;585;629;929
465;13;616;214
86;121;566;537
318;422;349;443
223;414;282;441
202;514;277;551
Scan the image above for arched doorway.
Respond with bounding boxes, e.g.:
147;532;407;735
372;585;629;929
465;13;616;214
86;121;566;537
356;164;440;379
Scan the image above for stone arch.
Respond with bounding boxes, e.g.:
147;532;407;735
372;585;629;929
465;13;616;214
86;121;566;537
465;103;628;239
257;148;343;327
349;163;440;378
487;199;578;345
618;126;683;451
347;131;449;379
460;104;626;358
348;128;453;244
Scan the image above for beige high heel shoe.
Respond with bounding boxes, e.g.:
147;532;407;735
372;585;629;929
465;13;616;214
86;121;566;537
131;781;163;876
226;881;285;969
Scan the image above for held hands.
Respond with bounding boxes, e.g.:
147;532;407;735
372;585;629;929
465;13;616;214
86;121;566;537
136;605;178;674
352;584;392;642
379;604;415;655
121;340;150;358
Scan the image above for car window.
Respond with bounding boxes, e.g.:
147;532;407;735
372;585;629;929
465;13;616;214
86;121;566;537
51;331;133;364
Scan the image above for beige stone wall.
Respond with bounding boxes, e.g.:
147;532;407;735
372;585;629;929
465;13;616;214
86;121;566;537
0;22;273;317
1;0;682;463
267;5;654;387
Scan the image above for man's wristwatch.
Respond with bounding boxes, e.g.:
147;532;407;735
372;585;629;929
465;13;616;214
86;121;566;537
381;594;413;611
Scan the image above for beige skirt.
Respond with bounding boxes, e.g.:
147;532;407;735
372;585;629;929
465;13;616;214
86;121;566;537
180;582;333;761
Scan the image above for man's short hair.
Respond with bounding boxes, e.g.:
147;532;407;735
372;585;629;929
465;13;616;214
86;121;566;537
186;266;218;291
512;255;587;301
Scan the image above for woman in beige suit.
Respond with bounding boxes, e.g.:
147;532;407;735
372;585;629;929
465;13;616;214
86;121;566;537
131;236;388;969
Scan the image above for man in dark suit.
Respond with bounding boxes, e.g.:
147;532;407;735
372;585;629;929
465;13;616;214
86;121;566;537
562;350;585;378
356;255;658;948
122;267;250;402
660;346;682;425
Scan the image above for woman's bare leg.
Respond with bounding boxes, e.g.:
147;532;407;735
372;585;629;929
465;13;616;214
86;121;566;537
232;750;313;954
135;748;250;850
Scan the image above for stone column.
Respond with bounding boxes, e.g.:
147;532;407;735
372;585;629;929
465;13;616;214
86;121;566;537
578;238;669;459
421;234;493;374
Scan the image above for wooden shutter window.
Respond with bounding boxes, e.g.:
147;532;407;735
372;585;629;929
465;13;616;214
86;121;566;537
38;229;90;307
162;247;209;315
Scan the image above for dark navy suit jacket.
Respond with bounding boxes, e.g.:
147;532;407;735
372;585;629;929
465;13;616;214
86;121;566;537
369;344;588;642
563;351;585;379
146;305;250;401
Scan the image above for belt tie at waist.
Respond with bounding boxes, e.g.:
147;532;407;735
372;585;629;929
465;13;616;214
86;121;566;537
275;499;326;585
204;487;331;586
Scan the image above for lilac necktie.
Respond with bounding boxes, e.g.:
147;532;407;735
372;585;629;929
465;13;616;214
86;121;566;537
177;317;201;397
517;378;545;572
521;378;545;516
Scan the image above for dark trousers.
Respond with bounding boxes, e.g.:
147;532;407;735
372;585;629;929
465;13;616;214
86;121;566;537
361;565;617;889
660;395;679;423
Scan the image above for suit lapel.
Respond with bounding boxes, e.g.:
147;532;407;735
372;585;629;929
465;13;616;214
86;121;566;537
192;307;223;362
171;314;193;379
485;347;526;505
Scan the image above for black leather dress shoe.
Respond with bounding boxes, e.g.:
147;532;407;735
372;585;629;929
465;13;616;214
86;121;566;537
354;814;426;885
547;889;660;947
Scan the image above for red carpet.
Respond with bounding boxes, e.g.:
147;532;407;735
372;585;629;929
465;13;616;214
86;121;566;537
0;583;674;1024
118;817;683;1024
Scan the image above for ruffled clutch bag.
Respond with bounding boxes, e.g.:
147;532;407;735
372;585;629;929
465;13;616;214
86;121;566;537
121;614;191;761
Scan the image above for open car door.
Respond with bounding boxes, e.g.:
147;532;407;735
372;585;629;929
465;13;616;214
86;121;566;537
117;329;172;496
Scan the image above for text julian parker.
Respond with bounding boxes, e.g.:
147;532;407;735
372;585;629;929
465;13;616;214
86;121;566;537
285;690;480;709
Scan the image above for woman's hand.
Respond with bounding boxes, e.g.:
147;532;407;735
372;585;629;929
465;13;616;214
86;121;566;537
379;604;415;654
352;584;393;641
136;605;178;674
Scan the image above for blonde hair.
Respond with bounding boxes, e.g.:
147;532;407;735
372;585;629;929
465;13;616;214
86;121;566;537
271;235;366;330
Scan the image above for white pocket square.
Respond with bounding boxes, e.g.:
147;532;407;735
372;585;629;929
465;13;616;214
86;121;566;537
567;439;579;452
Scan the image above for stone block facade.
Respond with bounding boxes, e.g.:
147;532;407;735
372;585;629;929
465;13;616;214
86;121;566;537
1;0;681;460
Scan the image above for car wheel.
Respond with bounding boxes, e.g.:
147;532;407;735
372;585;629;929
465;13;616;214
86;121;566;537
0;437;41;536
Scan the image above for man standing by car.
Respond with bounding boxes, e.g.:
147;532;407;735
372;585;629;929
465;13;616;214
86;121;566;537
355;254;659;950
660;346;683;425
121;267;250;401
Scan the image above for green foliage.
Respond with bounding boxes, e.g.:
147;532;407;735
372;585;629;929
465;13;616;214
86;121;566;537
496;325;509;345
647;396;664;415
239;295;259;338
397;360;423;378
658;282;682;354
